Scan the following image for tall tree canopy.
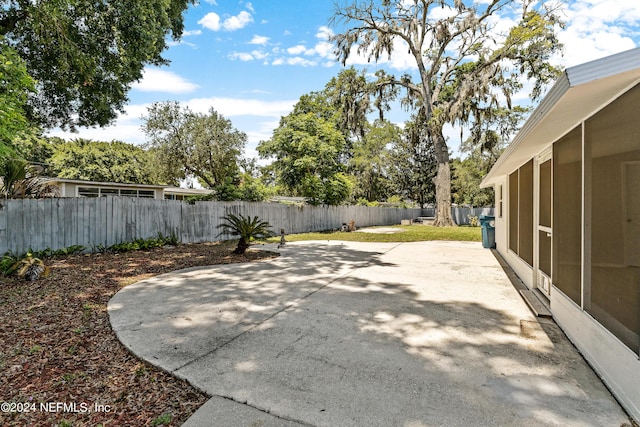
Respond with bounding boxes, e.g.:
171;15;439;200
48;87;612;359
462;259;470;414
388;112;437;207
0;36;35;160
452;106;528;207
350;119;398;202
142;101;246;190
0;0;194;129
331;0;563;225
48;138;156;184
258;92;352;206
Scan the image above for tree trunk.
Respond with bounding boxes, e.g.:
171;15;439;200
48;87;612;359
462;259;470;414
432;131;456;227
234;238;249;254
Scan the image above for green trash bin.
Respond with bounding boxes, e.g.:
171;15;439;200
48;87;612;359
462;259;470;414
479;215;496;249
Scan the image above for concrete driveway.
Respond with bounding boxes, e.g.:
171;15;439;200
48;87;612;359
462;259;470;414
108;241;630;426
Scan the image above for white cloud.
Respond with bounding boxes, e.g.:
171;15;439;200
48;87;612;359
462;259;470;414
132;68;199;94
287;45;308;55
46;104;151;146
557;0;640;67
307;41;334;59
47;97;297;152
223;11;253;31
229;52;255;61
316;26;334;40
251;50;269;60
229;49;269;62
198;12;221;31
199;10;253;32
276;27;338;66
182;29;202;37
272;57;317;67
250;35;269;45
344;37;416;71
246;2;255;13
186;97;296;118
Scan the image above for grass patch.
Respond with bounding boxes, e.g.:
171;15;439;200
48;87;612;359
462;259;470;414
268;225;482;243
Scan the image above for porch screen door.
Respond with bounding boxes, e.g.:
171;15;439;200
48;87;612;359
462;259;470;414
537;158;552;296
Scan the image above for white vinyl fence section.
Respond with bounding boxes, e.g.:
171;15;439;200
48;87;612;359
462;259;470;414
0;197;425;255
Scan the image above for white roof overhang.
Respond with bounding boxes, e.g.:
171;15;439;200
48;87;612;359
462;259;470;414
481;47;640;188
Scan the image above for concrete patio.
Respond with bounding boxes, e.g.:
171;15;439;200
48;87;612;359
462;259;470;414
108;241;631;426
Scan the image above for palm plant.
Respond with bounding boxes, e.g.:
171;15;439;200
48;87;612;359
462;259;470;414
217;213;273;254
1;159;59;198
8;254;51;280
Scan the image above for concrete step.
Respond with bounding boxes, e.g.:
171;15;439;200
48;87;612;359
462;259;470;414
520;289;553;318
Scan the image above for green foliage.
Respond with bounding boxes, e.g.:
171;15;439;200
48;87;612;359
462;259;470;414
151;413;172;427
387;114;437;207
0;36;35;149
331;0;563;225
1;245;85;278
27;245;86;260
0;251;18;276
1;0;195;129
258;100;351;205
102;233;179;253
12;132;53;165
356;198;379;207
184;175;271;203
0;158;59;198
451;156;495;207
217;214;273;254
349;120;398;202
48;138;157;184
143;102;246;189
236;175;272;202
323;67;373;139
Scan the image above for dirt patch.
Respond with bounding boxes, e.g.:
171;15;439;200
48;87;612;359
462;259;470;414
0;242;278;426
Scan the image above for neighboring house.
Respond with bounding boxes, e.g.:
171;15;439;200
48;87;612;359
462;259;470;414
42;177;213;200
481;47;640;421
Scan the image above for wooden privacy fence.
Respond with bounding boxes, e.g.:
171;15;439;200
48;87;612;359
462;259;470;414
421;207;495;225
0;198;425;255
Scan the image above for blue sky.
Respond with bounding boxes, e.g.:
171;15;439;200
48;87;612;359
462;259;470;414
50;0;640;160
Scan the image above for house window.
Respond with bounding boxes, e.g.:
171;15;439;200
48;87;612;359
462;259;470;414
100;188;118;197
509;173;518;252
508;160;534;266
78;187;99;197
77;187;156;198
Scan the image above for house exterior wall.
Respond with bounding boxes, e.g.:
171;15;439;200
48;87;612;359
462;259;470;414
491;83;640;422
552;288;640;421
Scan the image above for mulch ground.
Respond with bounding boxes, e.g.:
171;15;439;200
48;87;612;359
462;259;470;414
0;241;278;426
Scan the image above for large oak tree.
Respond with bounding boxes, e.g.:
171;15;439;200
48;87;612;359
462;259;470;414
331;0;563;225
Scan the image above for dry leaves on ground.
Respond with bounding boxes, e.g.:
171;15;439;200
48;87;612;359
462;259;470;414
0;241;278;426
